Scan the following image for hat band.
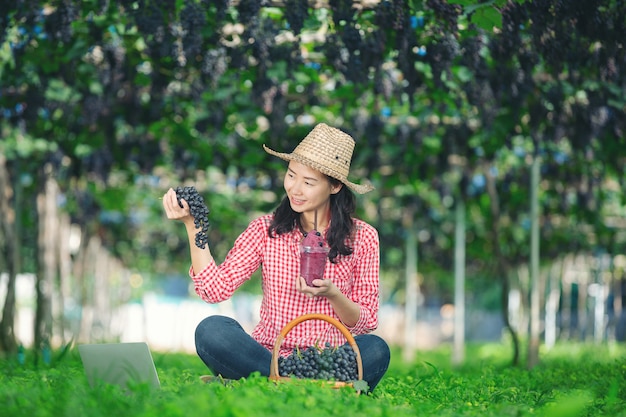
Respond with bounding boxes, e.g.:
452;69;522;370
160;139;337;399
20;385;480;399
291;151;350;180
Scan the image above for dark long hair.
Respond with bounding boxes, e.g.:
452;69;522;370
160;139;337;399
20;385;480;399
268;177;356;263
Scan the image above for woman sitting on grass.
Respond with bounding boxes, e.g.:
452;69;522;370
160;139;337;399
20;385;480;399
162;123;390;392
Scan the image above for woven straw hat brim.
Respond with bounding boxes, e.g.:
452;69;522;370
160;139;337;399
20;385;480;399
262;123;374;194
263;145;374;194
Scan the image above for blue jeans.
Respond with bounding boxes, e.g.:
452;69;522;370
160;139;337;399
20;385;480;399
195;315;390;392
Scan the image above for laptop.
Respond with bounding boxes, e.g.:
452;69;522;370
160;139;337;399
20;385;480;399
78;342;161;391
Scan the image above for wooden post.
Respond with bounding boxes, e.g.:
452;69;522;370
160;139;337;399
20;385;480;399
528;154;541;369
453;197;466;366
403;227;419;362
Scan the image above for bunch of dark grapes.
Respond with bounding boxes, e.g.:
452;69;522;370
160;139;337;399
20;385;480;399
175;186;210;249
341;26;362;55
44;1;77;43
80;95;105;126
374;0;401;31
426;0;461;32
134;0;166;36
284;0;308;35
390;0;407;31
329;0;355;27
278;342;359;382
202;48;228;85
201;0;228;22
181;1;206;61
236;0;261;26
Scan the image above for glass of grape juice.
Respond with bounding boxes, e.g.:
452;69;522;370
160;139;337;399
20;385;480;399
300;244;329;287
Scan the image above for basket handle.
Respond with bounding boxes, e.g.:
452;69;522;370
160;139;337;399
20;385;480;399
269;313;364;381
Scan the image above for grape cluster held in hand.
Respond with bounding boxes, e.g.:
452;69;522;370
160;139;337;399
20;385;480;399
278;342;358;382
175;186;210;249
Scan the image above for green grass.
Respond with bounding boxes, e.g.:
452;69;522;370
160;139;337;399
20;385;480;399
1;342;625;417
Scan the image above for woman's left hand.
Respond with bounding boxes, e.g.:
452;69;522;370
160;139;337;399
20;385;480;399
296;275;360;328
296;276;339;299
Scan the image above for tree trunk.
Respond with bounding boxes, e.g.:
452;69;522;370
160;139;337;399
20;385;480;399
452;197;466;366
591;253;608;344
485;164;520;366
402;203;422;362
527;155;541;369
0;154;18;353
72;225;89;343
57;214;72;345
615;272;625;342
93;237;111;339
403;224;419;362
560;255;573;339
35;168;58;353
545;257;564;349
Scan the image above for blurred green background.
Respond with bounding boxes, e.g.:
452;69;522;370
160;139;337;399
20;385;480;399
1;0;625;368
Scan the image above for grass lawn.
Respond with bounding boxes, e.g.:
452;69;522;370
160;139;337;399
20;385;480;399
1;342;624;417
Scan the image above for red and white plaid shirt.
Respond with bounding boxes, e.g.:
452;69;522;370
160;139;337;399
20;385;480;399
190;214;380;356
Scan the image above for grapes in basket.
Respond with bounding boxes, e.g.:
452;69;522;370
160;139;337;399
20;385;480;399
278;342;358;382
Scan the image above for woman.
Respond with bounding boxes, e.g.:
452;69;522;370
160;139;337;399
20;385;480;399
162;123;390;392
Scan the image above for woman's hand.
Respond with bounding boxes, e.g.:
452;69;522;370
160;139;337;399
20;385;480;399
296;275;360;327
162;188;193;222
162;188;214;275
296;276;340;299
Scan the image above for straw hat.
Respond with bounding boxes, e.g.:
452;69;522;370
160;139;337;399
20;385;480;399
263;123;374;194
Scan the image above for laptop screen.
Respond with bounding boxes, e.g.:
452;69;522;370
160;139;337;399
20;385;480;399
78;342;161;390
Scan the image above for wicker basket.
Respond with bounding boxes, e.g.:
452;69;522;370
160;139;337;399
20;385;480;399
269;313;364;391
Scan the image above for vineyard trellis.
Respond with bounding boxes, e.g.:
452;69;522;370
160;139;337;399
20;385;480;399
0;0;624;368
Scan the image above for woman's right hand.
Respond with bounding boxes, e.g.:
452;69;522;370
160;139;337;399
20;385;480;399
162;188;193;222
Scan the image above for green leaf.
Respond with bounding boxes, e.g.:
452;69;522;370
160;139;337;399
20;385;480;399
452;65;473;83
0;41;16;78
89;80;103;95
134;72;152;87
471;6;502;31
423;136;442;152
267;61;287;81
45;79;81;103
462;0;496;15
352;379;370;393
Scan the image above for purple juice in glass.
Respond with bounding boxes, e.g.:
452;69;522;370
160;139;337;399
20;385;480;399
300;231;328;287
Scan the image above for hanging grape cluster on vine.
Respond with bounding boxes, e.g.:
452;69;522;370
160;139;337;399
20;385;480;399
1;0;624;279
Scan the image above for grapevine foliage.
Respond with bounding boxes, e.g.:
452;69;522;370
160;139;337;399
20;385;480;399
1;0;625;287
175;186;210;249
